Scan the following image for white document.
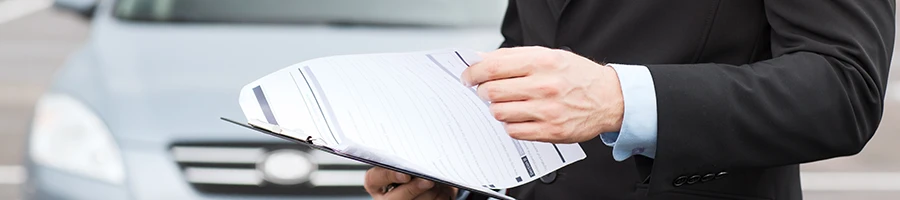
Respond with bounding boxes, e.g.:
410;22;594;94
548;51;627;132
237;49;586;199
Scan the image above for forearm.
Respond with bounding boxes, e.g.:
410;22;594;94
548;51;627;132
651;51;888;167
643;0;893;194
598;51;888;172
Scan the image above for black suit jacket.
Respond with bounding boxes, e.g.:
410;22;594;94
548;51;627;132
471;0;895;199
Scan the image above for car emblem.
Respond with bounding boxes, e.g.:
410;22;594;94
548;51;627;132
257;149;316;185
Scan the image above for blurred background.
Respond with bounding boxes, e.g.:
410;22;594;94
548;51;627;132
0;0;897;199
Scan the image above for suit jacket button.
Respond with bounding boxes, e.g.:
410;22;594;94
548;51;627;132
540;172;557;184
701;173;716;182
560;46;572;52
673;176;688;187
687;175;702;185
716;171;729;179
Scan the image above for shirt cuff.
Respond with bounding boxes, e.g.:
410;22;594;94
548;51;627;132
599;64;659;161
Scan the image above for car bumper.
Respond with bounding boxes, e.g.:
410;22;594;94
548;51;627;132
22;163;130;200
22;143;372;200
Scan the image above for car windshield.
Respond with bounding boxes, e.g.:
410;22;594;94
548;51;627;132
114;0;507;27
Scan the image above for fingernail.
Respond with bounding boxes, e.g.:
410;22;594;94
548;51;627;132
417;180;434;189
395;172;410;182
461;79;472;87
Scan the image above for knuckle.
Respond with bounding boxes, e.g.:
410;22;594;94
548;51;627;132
536;83;560;97
363;172;380;192
365;168;375;176
538;104;561;120
535;51;563;69
484;62;501;78
507;128;528;139
550;77;567;87
490;105;507;121
544;125;566;138
485;86;503;101
460;69;472;82
533;56;552;68
503;123;519;133
409;186;421;195
543;78;569;97
381;170;394;182
364;168;378;182
476;85;490;99
544;112;561;121
404;188;418;198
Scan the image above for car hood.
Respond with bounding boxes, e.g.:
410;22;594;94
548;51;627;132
62;19;503;142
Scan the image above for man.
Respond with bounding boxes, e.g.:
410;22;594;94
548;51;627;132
365;0;895;199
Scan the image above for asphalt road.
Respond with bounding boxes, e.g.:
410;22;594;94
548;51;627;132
1;6;899;200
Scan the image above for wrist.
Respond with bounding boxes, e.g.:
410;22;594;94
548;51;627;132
599;65;625;133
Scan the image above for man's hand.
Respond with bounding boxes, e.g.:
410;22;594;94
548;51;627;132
364;167;458;200
461;46;624;143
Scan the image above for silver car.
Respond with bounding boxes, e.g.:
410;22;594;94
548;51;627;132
23;0;505;199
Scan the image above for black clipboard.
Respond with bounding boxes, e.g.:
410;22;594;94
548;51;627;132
220;117;514;200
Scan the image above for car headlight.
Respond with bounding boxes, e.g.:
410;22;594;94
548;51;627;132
29;93;125;184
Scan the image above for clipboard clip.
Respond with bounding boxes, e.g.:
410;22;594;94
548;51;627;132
248;119;328;146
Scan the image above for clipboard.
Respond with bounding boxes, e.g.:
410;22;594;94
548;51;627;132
220;117;514;200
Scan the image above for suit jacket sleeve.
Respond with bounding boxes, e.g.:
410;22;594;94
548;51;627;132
645;0;895;194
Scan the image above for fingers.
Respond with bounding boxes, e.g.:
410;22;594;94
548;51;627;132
504;121;567;143
490;101;542;123
364;167;411;195
462;46;565;87
383;179;435;200
364;167;452;200
461;54;533;87
476;77;540;102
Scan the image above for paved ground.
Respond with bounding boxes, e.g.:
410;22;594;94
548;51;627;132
0;7;88;200
0;5;899;200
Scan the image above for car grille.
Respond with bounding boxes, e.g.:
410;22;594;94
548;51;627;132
171;143;370;196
